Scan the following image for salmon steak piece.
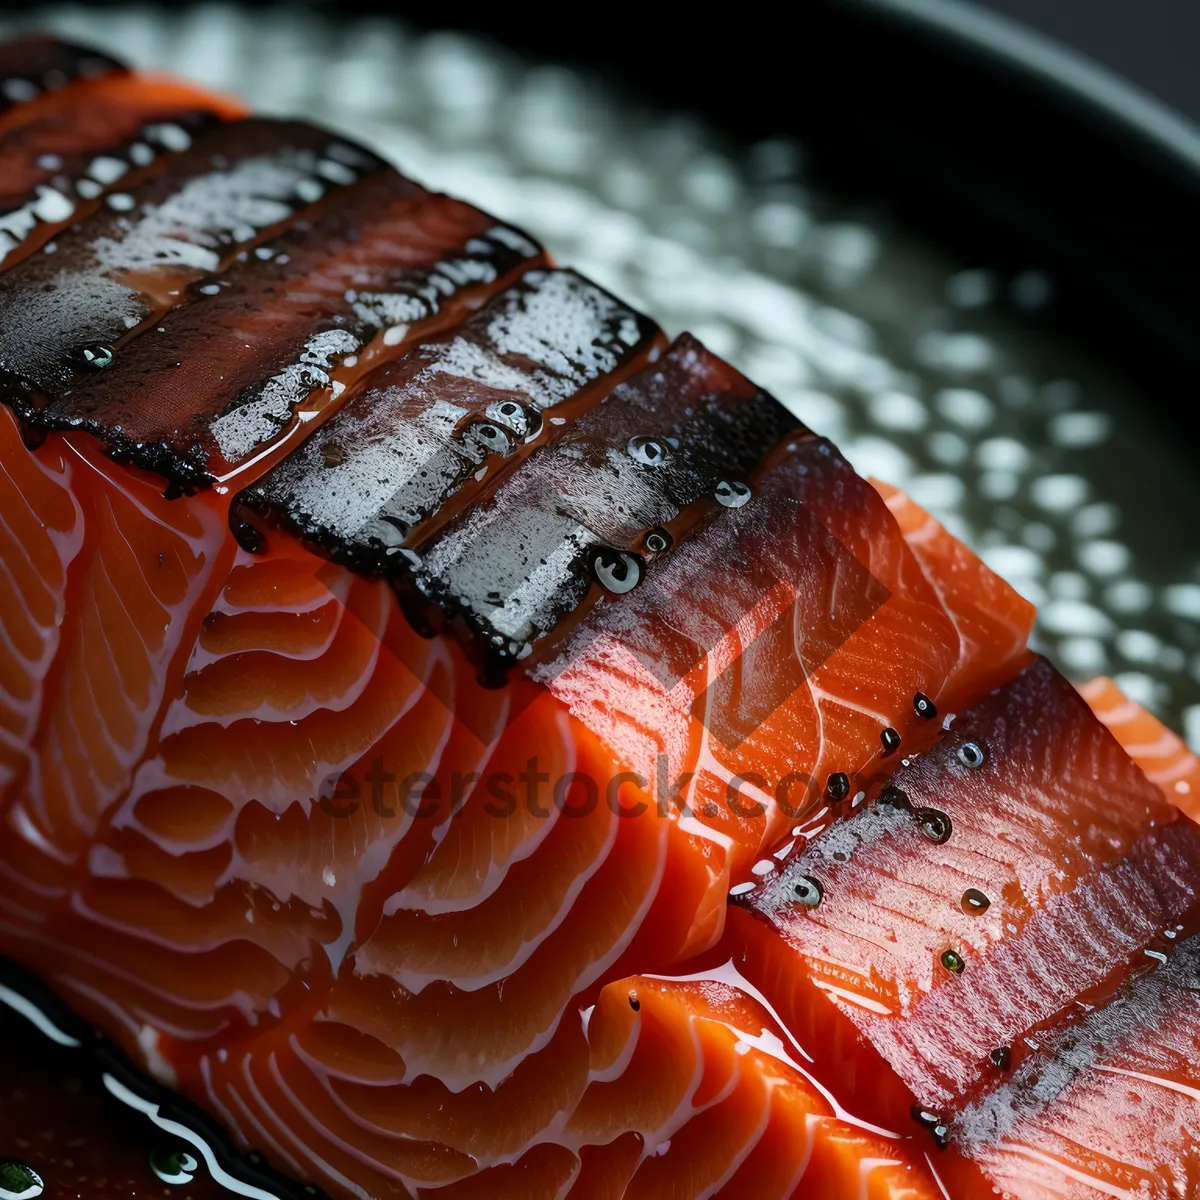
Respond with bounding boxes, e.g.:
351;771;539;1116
0;34;1197;1200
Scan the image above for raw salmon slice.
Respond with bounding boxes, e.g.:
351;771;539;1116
1079;674;1200;820
1;33;1197;1200
734;654;1200;1194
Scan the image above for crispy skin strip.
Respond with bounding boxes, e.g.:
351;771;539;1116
242;268;663;572
0;117;385;488
411;333;799;669
40;179;542;486
0;70;235;268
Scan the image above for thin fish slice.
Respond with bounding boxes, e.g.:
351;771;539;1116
242;267;662;568
942;933;1200;1199
46;175;542;486
411;332;799;669
736;656;1200;1135
1079;674;1200;820
0;71;236;267
0;116;385;487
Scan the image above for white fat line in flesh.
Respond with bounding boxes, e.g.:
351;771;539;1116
0;719;29;765
199;1055;251;1145
236;1052;365;1198
395;699;579;912
694;1066;773;1200
285;1042;419;1151
51;924;263;1024
648;959;903;1140
923;1152;955;1200
1090;1063;1200;1103
285;1031;405;1091
1122;731;1192;767
267;1050;417;1193
0;982;82;1046
814;980;894;1017
1088;697;1144;725
852;1157;916;1200
220;1074;309;1184
387;800;621;995
1003;1145;1142;1200
386;803;667;1092
579;1007;640;1086
105;1071;297;1200
0;555;44;668
807;679;893;729
778;1113;816;1198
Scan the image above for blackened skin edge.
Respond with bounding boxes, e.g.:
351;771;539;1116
0;106;224;260
0;118;388;493
411;333;802;670
54;193;545;484
0;35;126;116
239;268;660;573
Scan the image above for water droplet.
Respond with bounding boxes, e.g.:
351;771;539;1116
464;421;513;456
628;988;641;1012
628;435;670;466
825;772;850;802
880;726;901;755
76;342;114;370
644;527;672;553
961;888;991;915
792;875;824;907
880;783;909;808
593;548;642;594
0;1162;44;1200
917;808;953;844
958;741;986;769
914;692;938;719
940;948;965;975
715;479;752;507
487;399;539;438
989;1045;1011;1070
150;1148;199;1186
910;1106;951;1148
320;441;345;467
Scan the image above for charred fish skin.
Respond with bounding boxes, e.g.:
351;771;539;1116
239;266;662;576
0;117;387;490
409;332;803;671
39;181;544;487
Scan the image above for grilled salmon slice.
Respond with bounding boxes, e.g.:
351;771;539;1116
1;34;1197;1200
0;33;123;118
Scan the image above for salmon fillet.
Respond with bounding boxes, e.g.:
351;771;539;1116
0;37;1195;1200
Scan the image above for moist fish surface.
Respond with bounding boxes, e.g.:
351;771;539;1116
0;34;1196;1200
